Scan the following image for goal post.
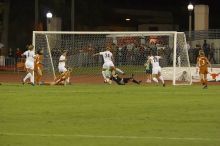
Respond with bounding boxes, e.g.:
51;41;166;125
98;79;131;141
32;31;192;85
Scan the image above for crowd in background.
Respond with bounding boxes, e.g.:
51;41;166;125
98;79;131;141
0;38;219;70
188;40;216;64
76;38;218;67
0;46;24;69
70;37;174;67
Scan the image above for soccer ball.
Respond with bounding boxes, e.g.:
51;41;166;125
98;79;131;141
108;79;112;84
105;78;112;84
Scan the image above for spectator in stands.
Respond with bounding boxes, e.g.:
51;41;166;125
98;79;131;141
82;46;88;67
121;43;127;65
145;45;152;58
8;48;14;58
87;43;95;66
133;43;140;65
15;48;22;63
202;40;210;58
138;44;146;65
150;42;157;56
0;43;4;55
116;43;126;66
209;43;216;64
126;40;134;64
194;44;201;64
188;46;194;64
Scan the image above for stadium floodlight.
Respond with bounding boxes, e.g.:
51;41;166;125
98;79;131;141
46;12;53;31
187;3;194;45
125;18;131;21
187;3;194;11
46;12;53;19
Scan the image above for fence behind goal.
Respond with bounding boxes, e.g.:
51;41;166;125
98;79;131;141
186;29;220;64
33;31;192;85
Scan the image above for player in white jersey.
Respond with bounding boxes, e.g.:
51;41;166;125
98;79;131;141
58;51;70;84
22;45;35;85
93;47;116;82
93;47;125;83
149;54;165;86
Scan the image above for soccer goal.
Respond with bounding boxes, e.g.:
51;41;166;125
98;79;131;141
32;31;192;85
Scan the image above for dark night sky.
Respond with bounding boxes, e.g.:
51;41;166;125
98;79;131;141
6;0;220;49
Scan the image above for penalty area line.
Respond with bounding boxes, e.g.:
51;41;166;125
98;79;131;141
0;132;220;141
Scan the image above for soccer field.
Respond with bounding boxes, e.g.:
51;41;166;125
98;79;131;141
0;84;220;146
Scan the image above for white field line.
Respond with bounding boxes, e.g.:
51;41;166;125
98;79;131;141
0;132;219;141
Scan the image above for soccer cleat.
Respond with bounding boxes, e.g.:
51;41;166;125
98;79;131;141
113;73;118;78
30;82;35;86
22;79;25;85
138;80;142;84
163;83;166;87
108;80;112;85
203;85;208;89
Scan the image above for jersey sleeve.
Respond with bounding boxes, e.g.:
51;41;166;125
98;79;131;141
59;55;65;61
23;51;28;56
156;56;161;60
99;52;104;55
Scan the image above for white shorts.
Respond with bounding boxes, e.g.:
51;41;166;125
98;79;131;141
152;66;162;75
58;66;67;73
102;61;114;70
25;61;34;70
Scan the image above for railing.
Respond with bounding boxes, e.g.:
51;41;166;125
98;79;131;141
0;57;25;72
186;29;220;40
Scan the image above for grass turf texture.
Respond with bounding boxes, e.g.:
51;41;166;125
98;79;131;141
0;84;220;146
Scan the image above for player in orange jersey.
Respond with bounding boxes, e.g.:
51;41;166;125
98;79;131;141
42;68;72;86
54;68;72;85
196;50;212;89
34;49;43;85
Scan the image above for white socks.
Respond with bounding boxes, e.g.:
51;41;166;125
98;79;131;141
23;73;31;82
152;76;165;84
152;77;159;83
102;71;107;80
30;73;34;83
159;76;164;84
66;77;70;83
116;68;124;74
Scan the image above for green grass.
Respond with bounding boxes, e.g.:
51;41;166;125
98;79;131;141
0;84;220;146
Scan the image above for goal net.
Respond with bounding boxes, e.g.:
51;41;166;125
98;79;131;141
33;31;192;85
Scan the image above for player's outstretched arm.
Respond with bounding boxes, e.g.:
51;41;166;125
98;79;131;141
92;53;100;57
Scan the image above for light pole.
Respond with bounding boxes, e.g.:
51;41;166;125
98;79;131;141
187;3;194;45
125;18;131;22
46;12;53;31
71;0;75;31
35;0;39;29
